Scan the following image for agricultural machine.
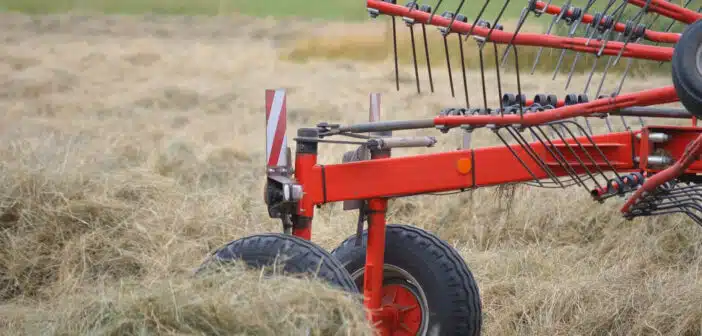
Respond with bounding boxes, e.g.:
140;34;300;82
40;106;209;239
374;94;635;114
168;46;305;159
198;0;702;335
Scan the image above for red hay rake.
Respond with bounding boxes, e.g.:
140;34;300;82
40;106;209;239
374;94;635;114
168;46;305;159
198;1;702;335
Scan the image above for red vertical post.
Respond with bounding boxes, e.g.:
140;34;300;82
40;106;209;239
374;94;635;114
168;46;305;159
292;127;319;241
363;149;390;331
362;92;390;332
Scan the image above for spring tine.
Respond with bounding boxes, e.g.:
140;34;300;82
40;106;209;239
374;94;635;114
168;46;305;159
612;0;652;66
567;120;624;181
479;41;488;110
391;16;400;91
584;0;618;46
481;0;512;52
550;124;607;190
506;126;565;187
419;5;435;93
459;35;471;108
515;46;525;118
613;41;644;129
453;13;471;108
595;0;628;57
493;128;545;187
444;36;455;97
473;20;491;110
406;0;418;13
615;45;636;97
553;0;598;80
403;3;422;94
445;0;466;34
529;125;586;188
531;0;572;75
493;41;504;113
409;24;421;94
546;123;603;189
564;0;618;89
500;7;530;67
464;0;492;41
595;31;624;99
428;0;445;23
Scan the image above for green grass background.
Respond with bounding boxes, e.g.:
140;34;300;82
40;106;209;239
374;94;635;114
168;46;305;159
0;0;631;20
0;0;690;77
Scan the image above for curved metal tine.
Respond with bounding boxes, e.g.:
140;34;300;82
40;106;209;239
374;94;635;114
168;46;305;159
579;1;628;94
472;21;490;111
531;0;573;75
611;0;653;66
541;122;605;190
419;6;435;93
480;0;512;53
611;10;662;129
514;46;525;118
493;127;546;187
402;6;422;94
636;206;702;226
601;8;662;102
464;0;492;41
499;6;531;68
557;120;624;181
609;2;660;129
458;36;471;109
547;121;606;188
553;0;598;80
428;0;445;24
528;125;589;189
595;0;629;57
584;0;618;46
493;42;504;114
392;15;400;91
505;126;566;187
565;0;619;91
444;0;466;34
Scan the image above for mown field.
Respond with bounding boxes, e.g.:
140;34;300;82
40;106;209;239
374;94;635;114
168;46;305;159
0;1;700;335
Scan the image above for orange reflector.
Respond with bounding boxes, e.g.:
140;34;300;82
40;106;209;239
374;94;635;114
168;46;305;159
456;158;472;175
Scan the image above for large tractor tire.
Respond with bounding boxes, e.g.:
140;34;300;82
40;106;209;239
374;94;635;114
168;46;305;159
330;224;482;336
197;233;358;293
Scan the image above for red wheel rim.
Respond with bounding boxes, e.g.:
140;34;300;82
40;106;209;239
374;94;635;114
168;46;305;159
378;283;423;335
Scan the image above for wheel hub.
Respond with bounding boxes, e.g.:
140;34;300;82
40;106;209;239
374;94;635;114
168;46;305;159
351;264;429;335
378;284;423;335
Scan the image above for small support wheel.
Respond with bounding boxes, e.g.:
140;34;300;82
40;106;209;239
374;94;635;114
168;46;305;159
196;233;359;293
672;19;702;118
330;224;482;336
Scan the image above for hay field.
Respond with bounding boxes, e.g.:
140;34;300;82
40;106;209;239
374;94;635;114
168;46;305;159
0;11;700;336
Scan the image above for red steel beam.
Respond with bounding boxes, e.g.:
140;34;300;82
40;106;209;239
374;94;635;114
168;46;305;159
367;0;675;62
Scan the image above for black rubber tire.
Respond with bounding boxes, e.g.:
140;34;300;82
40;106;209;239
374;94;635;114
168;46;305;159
672;19;702;118
197;233;358;294
330;224;482;336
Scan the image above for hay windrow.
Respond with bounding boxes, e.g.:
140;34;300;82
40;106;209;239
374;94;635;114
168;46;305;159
0;12;699;336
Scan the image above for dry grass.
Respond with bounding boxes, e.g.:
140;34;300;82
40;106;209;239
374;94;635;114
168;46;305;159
281;18;673;78
0;12;700;336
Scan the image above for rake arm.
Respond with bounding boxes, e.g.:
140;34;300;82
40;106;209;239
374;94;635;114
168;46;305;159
367;0;675;61
532;0;681;43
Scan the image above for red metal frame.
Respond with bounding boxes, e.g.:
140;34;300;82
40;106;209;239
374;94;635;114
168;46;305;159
367;0;676;61
289;124;702;334
626;0;702;25
533;1;682;44
263;2;702;335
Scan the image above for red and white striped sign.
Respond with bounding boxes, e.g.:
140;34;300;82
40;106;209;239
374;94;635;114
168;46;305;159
265;89;288;168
